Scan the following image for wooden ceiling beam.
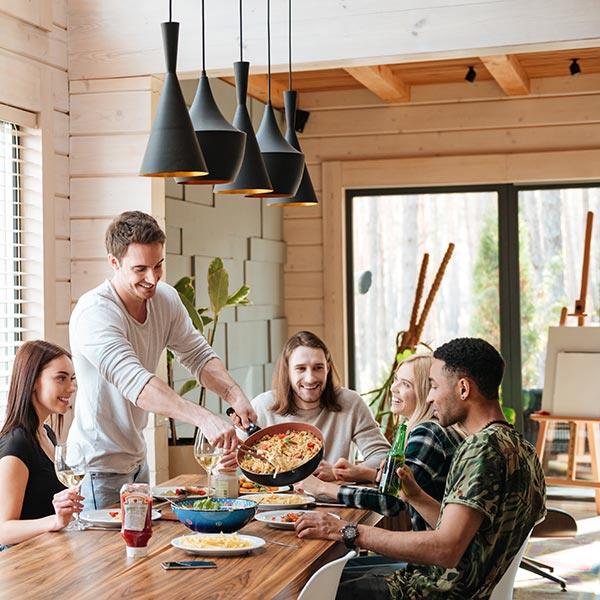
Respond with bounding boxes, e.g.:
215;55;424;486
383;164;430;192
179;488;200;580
221;74;287;108
480;54;530;96
344;65;410;103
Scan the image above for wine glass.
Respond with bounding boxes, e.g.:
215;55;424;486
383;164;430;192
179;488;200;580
193;430;223;497
54;443;88;530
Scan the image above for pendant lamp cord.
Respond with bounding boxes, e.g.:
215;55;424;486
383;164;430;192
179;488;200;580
239;0;243;61
267;0;271;103
168;0;172;22
288;0;292;91
201;0;206;74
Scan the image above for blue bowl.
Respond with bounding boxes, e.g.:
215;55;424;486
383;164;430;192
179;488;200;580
171;497;258;533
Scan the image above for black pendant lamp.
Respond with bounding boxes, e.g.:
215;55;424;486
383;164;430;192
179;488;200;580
246;0;304;199
140;1;208;178
265;0;317;207
214;0;272;195
176;0;246;185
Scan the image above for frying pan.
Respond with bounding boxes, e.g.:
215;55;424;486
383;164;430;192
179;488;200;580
227;410;324;486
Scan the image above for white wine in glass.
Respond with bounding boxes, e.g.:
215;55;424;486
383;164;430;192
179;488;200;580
193;430;222;496
54;443;87;530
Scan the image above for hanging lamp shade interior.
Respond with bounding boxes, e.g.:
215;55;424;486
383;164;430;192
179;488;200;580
214;61;272;195
266;89;317;207
140;21;208;178
176;0;246;185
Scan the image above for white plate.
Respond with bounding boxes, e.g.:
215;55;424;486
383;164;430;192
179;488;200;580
80;509;161;528
152;486;212;500
243;493;315;510
255;509;340;530
171;533;265;556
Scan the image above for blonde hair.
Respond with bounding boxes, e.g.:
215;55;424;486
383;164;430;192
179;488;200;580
397;353;435;435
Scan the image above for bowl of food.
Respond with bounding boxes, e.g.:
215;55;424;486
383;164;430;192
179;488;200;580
236;422;324;487
171;497;258;534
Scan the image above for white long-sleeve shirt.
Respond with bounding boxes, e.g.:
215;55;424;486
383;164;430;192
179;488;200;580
67;280;217;473
252;388;390;468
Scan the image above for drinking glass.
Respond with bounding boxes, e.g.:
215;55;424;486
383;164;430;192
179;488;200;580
54;442;88;530
193;430;223;496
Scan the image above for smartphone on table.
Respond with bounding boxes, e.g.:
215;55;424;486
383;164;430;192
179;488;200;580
161;560;217;570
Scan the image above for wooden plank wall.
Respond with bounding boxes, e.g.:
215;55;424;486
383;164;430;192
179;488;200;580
284;75;600;381
0;1;69;346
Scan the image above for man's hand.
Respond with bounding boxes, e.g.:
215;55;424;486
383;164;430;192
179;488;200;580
226;390;257;430
397;465;421;500
200;411;240;452
295;511;347;541
313;460;337;481
332;458;377;483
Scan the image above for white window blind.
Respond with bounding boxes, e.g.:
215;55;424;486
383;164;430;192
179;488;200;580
0;120;26;403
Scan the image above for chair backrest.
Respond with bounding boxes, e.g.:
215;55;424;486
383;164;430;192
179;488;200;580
489;528;533;600
297;550;357;600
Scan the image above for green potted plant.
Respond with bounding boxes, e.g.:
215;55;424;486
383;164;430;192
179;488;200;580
167;258;251;450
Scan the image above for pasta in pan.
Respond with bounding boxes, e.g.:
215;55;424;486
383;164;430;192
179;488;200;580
240;429;322;475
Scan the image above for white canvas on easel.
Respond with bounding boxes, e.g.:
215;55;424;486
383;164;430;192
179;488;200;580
542;326;600;417
553;352;600;418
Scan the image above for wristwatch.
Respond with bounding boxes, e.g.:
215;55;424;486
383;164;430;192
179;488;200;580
340;523;360;549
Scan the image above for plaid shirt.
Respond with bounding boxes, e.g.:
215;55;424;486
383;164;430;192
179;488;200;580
338;421;464;530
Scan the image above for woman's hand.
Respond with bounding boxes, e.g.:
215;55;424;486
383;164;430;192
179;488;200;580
332;458;377;483
219;447;239;470
50;487;83;531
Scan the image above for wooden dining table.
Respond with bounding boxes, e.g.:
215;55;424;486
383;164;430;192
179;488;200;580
0;474;381;600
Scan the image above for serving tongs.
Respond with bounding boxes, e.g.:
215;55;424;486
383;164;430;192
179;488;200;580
238;443;278;472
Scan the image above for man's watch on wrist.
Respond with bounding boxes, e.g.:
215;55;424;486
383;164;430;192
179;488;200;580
340;523;360;549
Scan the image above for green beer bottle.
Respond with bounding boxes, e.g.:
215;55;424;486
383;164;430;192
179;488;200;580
378;422;407;496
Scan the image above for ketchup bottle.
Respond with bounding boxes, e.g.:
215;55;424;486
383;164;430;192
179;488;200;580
120;483;153;558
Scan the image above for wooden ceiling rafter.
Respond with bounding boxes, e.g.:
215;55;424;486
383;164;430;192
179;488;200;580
480;54;530;96
344;65;410;103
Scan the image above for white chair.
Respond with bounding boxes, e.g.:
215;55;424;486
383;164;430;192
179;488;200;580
298;550;357;600
489;528;534;600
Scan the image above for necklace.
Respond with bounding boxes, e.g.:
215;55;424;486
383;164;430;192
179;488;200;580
481;419;513;431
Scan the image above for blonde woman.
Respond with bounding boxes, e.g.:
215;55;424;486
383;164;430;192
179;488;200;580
299;353;465;531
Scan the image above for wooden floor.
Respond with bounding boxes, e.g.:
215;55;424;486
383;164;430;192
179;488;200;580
513;489;600;599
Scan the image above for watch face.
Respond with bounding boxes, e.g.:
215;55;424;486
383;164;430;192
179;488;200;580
341;524;359;548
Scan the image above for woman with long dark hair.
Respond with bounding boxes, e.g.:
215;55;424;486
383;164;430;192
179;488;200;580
0;341;82;547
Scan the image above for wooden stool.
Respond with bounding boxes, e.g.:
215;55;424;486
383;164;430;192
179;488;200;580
530;414;600;514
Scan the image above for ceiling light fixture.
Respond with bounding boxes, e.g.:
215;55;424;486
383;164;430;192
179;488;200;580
265;0;317;207
569;58;581;76
247;0;304;199
140;0;208;178
465;65;477;83
176;0;247;185
214;0;272;195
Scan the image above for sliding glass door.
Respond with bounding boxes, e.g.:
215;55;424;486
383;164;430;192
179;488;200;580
347;184;600;433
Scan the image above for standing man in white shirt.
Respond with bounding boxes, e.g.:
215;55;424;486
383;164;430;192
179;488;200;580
68;211;256;509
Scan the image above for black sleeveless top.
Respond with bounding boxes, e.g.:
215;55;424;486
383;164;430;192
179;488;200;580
0;425;65;519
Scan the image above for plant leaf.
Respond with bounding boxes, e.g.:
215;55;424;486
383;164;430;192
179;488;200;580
208;258;229;315
226;285;251;306
174;276;196;304
177;290;204;334
178;379;199;397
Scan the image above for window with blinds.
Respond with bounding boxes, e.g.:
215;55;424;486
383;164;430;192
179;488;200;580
0;120;24;402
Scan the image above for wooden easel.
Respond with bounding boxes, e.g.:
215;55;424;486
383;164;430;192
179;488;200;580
533;211;600;514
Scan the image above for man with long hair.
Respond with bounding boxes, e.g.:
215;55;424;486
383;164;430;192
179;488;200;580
251;331;390;477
